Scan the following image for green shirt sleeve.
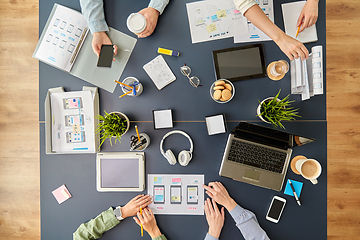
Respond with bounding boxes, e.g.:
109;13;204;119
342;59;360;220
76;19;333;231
152;234;167;240
73;207;120;240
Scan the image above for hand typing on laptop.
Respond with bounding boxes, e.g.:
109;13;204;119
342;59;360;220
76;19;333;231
203;182;270;240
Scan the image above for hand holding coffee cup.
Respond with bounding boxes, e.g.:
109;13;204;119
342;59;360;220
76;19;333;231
295;159;322;184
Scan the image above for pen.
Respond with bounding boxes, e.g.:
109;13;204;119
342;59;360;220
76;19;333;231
114;80;134;90
140;206;143;237
295;26;300;38
289;179;301;206
135;125;141;143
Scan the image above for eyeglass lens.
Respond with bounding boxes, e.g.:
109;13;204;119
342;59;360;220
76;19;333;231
180;65;201;87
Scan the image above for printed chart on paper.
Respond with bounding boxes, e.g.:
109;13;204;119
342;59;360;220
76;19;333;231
147;174;204;215
186;0;248;44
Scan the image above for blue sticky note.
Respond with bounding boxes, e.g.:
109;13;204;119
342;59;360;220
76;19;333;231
284;179;303;197
154;177;163;184
155;195;164;202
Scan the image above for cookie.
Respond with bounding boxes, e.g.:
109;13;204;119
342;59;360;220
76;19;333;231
222;89;232;101
215;80;225;86
213;86;225;90
213;90;222;100
224;83;232;91
219;97;226;101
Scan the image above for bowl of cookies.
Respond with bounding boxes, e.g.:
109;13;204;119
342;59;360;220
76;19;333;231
210;79;235;103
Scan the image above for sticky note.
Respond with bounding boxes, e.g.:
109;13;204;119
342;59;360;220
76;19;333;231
52;184;72;204
284;179;303;197
206;23;217;33
172;196;180;201
172;178;181;185
154;177;163;184
216;10;227;18
72;124;80;134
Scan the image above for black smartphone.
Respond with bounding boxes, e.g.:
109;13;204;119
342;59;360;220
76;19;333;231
97;44;114;68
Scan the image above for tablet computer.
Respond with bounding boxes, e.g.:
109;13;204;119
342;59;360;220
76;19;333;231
212;44;266;82
96;152;145;192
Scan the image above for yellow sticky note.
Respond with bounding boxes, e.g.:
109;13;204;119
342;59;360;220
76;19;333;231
206;23;217;33
154;177;158;182
72;124;80;134
216;9;227;18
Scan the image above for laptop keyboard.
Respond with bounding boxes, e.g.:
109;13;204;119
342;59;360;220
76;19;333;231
227;139;287;173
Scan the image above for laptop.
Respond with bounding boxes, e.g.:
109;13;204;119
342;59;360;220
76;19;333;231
219;122;315;191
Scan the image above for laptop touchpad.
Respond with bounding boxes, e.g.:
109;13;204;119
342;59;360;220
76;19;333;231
243;169;261;181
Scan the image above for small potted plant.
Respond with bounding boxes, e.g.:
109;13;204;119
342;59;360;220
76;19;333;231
256;90;300;129
95;111;130;148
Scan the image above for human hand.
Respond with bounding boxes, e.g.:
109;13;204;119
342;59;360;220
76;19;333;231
91;31;118;60
296;0;319;33
275;33;309;61
121;194;152;219
133;207;162;238
204;198;225;239
137;7;160;38
203;182;237;211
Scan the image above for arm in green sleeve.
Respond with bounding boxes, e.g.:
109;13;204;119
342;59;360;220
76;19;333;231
73;207;120;240
152;234;167;240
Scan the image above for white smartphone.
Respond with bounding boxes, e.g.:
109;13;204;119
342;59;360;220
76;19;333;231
266;196;286;223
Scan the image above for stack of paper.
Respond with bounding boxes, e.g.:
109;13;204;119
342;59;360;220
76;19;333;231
291;46;323;101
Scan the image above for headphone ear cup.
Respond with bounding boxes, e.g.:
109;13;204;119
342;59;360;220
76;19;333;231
178;150;191;166
165;150;177;165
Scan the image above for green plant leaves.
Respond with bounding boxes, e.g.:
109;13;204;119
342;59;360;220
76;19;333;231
257;89;300;129
95;111;128;149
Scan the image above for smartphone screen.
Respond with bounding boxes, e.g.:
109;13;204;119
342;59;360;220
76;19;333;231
65;114;84;126
170;186;181;204
154;185;165;204
267;197;286;222
66;131;86;143
187;186;198;204
63;97;82;109
97;44;114;68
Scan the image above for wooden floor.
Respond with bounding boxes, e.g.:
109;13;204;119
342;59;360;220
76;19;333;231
0;0;359;239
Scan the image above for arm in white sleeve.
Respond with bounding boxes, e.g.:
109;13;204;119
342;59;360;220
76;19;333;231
148;0;170;15
79;0;109;33
230;205;270;240
233;0;257;15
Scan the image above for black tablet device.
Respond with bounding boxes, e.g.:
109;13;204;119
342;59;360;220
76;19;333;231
212;44;266;82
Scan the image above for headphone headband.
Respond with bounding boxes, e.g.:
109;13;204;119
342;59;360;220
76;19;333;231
160;130;194;155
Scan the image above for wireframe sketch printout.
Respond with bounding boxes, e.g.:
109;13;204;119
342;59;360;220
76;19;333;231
50;91;95;153
234;0;274;43
148;174;204;215
143;55;176;90
186;0;248;44
35;4;88;72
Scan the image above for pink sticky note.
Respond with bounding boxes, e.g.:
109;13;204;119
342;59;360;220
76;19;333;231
234;9;240;14
172;178;181;184
52;184;72;204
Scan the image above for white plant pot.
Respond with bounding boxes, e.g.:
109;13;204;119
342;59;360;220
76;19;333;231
257;97;279;124
109;111;130;137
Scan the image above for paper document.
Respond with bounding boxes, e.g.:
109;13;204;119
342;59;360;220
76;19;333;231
143;55;176;90
34;5;88;72
148;174;204;215
282;1;318;43
186;0;248;44
234;0;274;43
291;46;323;101
50;91;95;153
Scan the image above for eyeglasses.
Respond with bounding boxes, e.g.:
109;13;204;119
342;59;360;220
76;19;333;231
180;64;202;88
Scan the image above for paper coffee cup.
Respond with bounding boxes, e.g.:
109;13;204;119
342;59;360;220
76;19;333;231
127;13;147;35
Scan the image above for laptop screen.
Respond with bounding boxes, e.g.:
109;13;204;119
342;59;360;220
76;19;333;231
231;122;314;150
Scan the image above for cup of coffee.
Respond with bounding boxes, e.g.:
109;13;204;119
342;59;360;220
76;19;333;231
126;13;147;35
295;159;322;184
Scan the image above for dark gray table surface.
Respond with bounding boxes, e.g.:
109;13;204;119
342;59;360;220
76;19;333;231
39;0;327;239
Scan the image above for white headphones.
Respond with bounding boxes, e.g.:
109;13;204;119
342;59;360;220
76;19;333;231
160;130;194;166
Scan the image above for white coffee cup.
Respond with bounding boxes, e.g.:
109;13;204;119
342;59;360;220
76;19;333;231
295;158;322;184
126;13;147;35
